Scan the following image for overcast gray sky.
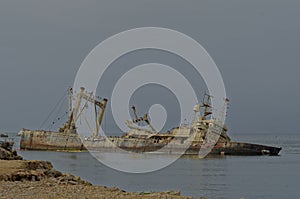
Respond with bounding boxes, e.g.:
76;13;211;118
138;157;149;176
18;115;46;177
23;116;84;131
0;0;299;135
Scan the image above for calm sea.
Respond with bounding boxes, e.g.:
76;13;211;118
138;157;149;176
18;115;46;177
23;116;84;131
8;133;300;199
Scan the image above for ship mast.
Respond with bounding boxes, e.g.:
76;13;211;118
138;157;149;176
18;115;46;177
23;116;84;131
201;93;212;120
64;87;85;133
63;87;108;136
93;98;107;137
131;106;140;126
72;87;85;125
68;87;73;119
80;91;108;137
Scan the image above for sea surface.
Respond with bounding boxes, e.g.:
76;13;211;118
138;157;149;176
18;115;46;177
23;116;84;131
8;133;300;199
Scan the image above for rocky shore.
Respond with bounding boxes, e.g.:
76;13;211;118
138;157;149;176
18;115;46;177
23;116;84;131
0;140;22;160
0;145;205;199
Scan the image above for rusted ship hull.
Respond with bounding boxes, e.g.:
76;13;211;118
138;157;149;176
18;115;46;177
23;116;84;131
20;130;85;151
20;130;281;156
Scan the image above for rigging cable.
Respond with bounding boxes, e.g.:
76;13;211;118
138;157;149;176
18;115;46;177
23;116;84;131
39;90;67;130
48;111;68;131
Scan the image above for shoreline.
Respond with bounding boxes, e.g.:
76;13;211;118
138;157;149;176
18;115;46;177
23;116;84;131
0;145;205;199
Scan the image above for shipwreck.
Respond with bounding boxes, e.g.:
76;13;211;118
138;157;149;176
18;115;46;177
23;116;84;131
19;87;281;156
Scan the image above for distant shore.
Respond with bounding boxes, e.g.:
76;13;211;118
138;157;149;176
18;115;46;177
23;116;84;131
0;145;205;199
